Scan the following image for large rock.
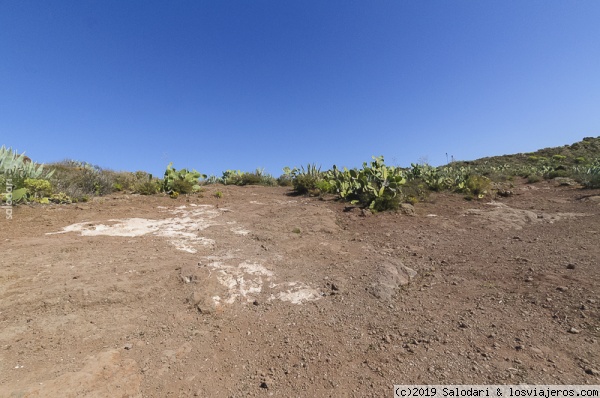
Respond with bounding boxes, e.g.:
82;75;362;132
369;260;417;300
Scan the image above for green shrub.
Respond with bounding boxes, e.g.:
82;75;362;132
370;193;401;212
401;179;429;204
575;160;600;188
49;192;72;204
546;169;569;179
171;178;195;194
48;160;115;200
464;175;491;198
277;174;293;187
221;169;275;186
326;156;406;210
23;178;52;198
315;180;333;194
293;173;321;194
134;180;160;195
240;172;262;186
162;163;205;193
0;146;54;187
527;174;542;183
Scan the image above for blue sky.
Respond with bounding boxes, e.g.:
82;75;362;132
1;1;599;178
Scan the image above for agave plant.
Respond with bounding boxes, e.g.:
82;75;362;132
0;146;54;197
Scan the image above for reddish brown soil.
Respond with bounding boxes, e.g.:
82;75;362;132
1;179;599;397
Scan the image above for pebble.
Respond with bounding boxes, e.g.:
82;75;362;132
530;347;543;355
124;343;133;350
556;286;568;292
568;327;581;334
585;368;599;376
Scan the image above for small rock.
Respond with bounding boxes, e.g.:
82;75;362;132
124;343;133;350
557;286;568;292
554;177;577;186
585;368;599;376
568;327;581;334
260;377;273;389
497;190;514;197
515;345;524;351
359;209;372;217
525;276;534;282
399;203;415;216
566;263;576;270
530;347;543;356
252;300;259;306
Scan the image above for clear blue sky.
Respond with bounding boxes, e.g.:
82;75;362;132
2;1;599;177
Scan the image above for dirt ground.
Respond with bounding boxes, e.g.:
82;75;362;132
1;179;599;397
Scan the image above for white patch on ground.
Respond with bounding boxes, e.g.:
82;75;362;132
47;205;220;253
206;261;274;304
201;257;320;305
49;205;319;305
270;282;321;304
275;199;298;205
249;200;265;205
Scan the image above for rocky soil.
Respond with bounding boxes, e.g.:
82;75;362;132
1;179;599;397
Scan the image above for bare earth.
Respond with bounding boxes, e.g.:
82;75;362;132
1;179;599;397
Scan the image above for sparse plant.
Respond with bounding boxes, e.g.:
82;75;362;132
214;191;223;199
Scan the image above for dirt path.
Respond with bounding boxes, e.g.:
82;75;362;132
1;181;599;397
